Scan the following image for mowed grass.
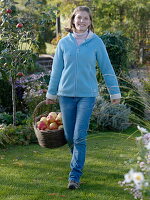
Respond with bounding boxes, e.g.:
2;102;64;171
0;128;141;200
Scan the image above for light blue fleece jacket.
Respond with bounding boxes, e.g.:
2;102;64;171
46;31;121;100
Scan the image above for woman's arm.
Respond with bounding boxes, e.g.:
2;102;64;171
96;37;121;102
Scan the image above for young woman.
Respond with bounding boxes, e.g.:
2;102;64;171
46;6;121;189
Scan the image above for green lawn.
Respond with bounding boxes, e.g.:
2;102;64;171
0;128;141;200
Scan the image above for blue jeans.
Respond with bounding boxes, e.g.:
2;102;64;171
58;96;96;183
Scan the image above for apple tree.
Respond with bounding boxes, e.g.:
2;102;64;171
0;0;55;125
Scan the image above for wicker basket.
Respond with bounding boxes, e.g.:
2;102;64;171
33;100;67;148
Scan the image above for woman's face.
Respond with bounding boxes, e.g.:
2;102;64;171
73;11;91;33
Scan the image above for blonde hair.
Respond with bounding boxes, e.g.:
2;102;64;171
65;6;94;33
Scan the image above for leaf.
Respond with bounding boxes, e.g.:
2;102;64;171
24;0;31;7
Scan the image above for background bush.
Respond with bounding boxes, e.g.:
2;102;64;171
0;124;36;147
0;111;28;126
100;32;130;75
91;97;131;131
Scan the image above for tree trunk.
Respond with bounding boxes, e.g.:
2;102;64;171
56;15;61;36
12;77;16;126
56;4;61;41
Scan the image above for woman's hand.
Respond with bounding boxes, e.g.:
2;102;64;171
111;99;121;104
46;98;57;105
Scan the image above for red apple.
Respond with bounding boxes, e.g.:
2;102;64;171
16;23;23;28
40;117;48;125
16;72;24;77
6;9;12;14
47;112;57;123
49;122;58;130
55;112;62;125
37;121;47;130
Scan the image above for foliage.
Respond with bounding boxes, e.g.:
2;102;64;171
0;124;36;147
0;40;6;52
50;34;62;45
0;111;28;125
142;79;150;95
119;126;150;199
0;124;11;147
93;0;149;63
100;32;130;75
91;96;131;131
0;78;12;112
23;0;56;44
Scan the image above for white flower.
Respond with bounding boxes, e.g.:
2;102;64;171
139;161;145;169
145;142;150;150
144;182;149;187
137;125;148;134
136;136;142;141
132;172;144;186
124;169;134;183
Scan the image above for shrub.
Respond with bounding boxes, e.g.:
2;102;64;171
100;32;130;75
91;97;131;131
0;124;36;147
0;111;28;125
0;124;11;147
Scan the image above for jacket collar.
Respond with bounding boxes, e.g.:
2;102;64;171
68;30;96;43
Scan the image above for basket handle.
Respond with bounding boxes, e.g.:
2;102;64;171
33;100;47;124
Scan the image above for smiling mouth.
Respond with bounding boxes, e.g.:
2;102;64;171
78;24;86;27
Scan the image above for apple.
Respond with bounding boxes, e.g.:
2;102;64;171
16;72;24;77
58;125;63;130
47;112;57;123
16;23;23;28
55;112;63;125
37;121;47;130
36;121;41;126
6;9;12;14
49;122;58;130
40;117;48;125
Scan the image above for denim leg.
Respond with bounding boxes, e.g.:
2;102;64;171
58;96;77;152
69;97;96;183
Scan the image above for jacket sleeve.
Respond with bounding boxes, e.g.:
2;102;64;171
46;41;64;99
96;38;121;99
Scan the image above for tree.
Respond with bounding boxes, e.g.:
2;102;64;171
0;0;54;125
92;0;149;64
